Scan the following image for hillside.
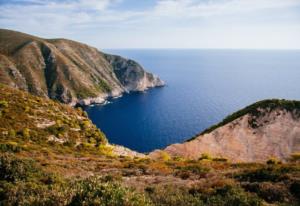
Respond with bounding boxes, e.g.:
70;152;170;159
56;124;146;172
0;29;164;105
0;86;300;205
0;84;107;149
150;99;300;162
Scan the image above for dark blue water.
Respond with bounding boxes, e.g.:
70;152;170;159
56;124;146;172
85;49;300;153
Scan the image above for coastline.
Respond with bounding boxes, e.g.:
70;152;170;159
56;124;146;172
70;82;165;107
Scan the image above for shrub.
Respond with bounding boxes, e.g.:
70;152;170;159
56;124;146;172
204;185;262;206
87;128;107;146
290;180;300;198
0;100;8;108
8;129;16;138
0;181;68;206
0;142;21;153
242;182;290;203
145;186;155;194
24;106;30;113
235;166;290;182
199;153;211;161
47;125;68;136
177;165;209;176
83;111;88;118
147;185;204;206
159;151;171;161
212;157;228;162
56;119;63;127
290;153;300;162
63;139;76;147
0;154;39;182
173;156;185;161
266;157;280;165
80;120;90;129
98;144;114;156
69;177;152;206
22;128;30;139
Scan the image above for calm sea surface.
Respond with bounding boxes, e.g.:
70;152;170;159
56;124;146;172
85;49;300;153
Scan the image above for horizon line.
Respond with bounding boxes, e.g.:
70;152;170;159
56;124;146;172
102;48;300;51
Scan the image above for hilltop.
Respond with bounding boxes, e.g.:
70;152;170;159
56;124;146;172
150;99;300;162
0;29;164;105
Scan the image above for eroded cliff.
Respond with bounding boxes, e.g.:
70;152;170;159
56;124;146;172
150;100;300;162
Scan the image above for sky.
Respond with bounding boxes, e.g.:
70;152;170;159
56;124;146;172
0;0;300;49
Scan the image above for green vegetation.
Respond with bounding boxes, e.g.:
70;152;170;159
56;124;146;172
198;153;212;160
0;153;151;206
0;85;107;153
290;153;300;162
97;78;112;93
189;99;300;141
0;100;8;108
0;142;22;153
0;152;299;206
1;85;300;205
2;152;299;206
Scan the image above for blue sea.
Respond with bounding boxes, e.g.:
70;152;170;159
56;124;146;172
85;49;300;153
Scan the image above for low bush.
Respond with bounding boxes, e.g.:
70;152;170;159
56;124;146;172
266;158;280;165
242;182;290;203
290;153;300;162
175;164;210;178
148;184;262;206
235;166;292;182
203;185;262;206
198;153;211;161
147;185;204;206
212;157;228;162
0;142;22;153
69;177;152;206
0;154;39;182
290;180;300;198
8;129;16;138
0;154;152;206
21;128;30;139
0;100;8;108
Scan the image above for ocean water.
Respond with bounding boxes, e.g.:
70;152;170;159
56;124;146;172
85;49;300;153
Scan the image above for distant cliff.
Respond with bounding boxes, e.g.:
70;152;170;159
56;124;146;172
0;29;164;105
150;99;300;162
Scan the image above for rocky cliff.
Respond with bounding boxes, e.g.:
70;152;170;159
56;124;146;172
0;29;164;105
150;100;300;162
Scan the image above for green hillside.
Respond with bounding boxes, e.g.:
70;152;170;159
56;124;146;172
0;84;107;154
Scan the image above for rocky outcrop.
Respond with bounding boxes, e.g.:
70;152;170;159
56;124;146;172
111;144;146;158
149;100;300;162
0;29;164;105
104;54;164;92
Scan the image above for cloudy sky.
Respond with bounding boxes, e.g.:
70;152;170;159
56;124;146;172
1;0;300;49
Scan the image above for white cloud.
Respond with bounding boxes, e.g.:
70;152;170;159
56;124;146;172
0;0;300;48
153;0;300;18
0;0;141;35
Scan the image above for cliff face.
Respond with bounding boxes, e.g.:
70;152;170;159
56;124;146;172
0;29;164;105
104;54;164;91
150;100;300;162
